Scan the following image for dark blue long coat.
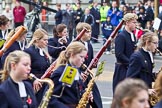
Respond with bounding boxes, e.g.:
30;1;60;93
0;77;37;108
24;45;51;104
24;45;50;78
83;41;103;108
113;29;136;92
48;65;85;108
126;48;155;88
55;9;63;25
84;41;94;66
80;14;94;26
90;7;101;41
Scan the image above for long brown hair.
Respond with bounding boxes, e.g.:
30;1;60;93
0;50;30;82
111;78;148;108
0;15;9;26
54;41;87;69
53;24;67;37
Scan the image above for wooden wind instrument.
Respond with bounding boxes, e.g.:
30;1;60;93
156;49;162;56
0;26;27;57
77;21;124;108
135;27;151;32
41;28;87;79
87;20;124;70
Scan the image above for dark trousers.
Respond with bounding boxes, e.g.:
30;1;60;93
14;22;24;28
103;38;111;51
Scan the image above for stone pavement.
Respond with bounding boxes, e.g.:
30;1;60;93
91;38;114;108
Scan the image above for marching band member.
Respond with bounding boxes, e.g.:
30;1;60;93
76;22;93;66
48;41;88;108
1;26;27;67
24;28;51;104
48;24;70;61
25;28;50;78
0;15;10;40
76;22;103;108
126;32;158;96
113;13;138;92
0;15;10;69
0;50;37;108
111;78;150;108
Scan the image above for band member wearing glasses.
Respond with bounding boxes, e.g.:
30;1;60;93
126;32;158;97
113;13;138;92
0;51;37;108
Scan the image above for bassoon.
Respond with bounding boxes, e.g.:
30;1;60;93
87;20;124;71
0;26;27;57
41;28;87;79
77;20;124;108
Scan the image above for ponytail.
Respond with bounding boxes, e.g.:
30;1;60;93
0;54;11;82
53;25;57;37
0;70;9;83
54;41;87;70
54;51;68;69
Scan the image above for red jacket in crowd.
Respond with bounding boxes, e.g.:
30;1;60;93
13;6;26;23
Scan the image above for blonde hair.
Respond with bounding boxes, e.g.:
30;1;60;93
28;28;52;62
137;32;158;48
55;41;87;69
111;78;148;108
28;28;48;47
0;50;30;82
5;26;27;44
76;22;91;34
123;13;138;22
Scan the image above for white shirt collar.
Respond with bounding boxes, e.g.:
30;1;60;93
84;41;88;50
130;32;135;42
39;48;44;56
142;48;154;63
17;82;27;97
